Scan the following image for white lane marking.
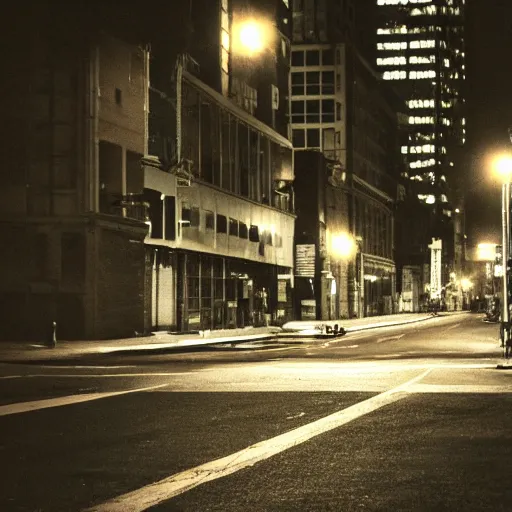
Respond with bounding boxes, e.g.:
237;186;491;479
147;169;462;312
376;334;405;344
286;412;306;420
0;384;167;417
86;369;431;512
446;323;461;330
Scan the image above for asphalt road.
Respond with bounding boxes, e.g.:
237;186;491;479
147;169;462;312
1;313;511;511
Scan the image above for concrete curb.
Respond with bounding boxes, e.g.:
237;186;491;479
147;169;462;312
344;315;435;333
97;333;277;354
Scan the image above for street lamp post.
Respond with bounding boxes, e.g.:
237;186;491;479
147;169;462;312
356;237;364;318
330;232;362;318
495;155;512;358
501;179;510;357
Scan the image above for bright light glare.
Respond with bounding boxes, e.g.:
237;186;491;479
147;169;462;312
494;154;512;180
232;18;273;56
476;243;496;261
461;278;473;291
331;233;356;259
240;22;264;53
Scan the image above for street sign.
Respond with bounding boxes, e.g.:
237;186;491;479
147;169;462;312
295;244;315;277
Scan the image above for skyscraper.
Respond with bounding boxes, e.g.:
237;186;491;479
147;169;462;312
375;0;465;208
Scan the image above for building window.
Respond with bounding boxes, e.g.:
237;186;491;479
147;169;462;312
292;100;304;123
306;71;320;95
291;50;304;66
205;210;215;231
229;218;239;236
292;129;305;148
291;101;305;123
321;99;334;122
239;222;248;239
249;225;259;242
321;71;334;94
307;129;320;148
306;50;320;66
217;214;227;233
306;100;320;122
291;72;305;95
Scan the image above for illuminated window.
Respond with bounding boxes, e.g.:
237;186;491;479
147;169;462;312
416;195;436;205
409;40;436;49
377;56;406;66
378;0;434;4
377;26;408;35
409;55;435;64
377;42;407;51
383;70;407;80
411;5;437;15
408;99;435;109
409;70;436;79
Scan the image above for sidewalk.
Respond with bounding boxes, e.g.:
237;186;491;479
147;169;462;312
0;312;466;363
281;312;444;334
0;326;282;363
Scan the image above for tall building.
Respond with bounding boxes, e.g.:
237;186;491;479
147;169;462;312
375;0;465;201
290;0;403;318
373;0;466;308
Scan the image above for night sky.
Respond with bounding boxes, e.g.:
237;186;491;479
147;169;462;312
465;0;512;246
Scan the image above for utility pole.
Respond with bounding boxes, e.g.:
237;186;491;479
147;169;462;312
499;128;512;361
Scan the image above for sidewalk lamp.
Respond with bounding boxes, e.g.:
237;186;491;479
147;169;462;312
329;233;364;318
493;153;512;358
330;233;356;260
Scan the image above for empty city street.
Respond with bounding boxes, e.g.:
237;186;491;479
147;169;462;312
1;313;511;511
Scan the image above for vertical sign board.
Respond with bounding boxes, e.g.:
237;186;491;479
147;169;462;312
295;244;316;277
429;238;442;300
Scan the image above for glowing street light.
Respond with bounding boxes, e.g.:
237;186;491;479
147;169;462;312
494;154;512;180
477;243;497;262
329;233;364;318
493;153;512;359
330;232;356;259
232;18;274;56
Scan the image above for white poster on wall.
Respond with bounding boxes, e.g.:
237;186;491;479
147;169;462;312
429;238;442;299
